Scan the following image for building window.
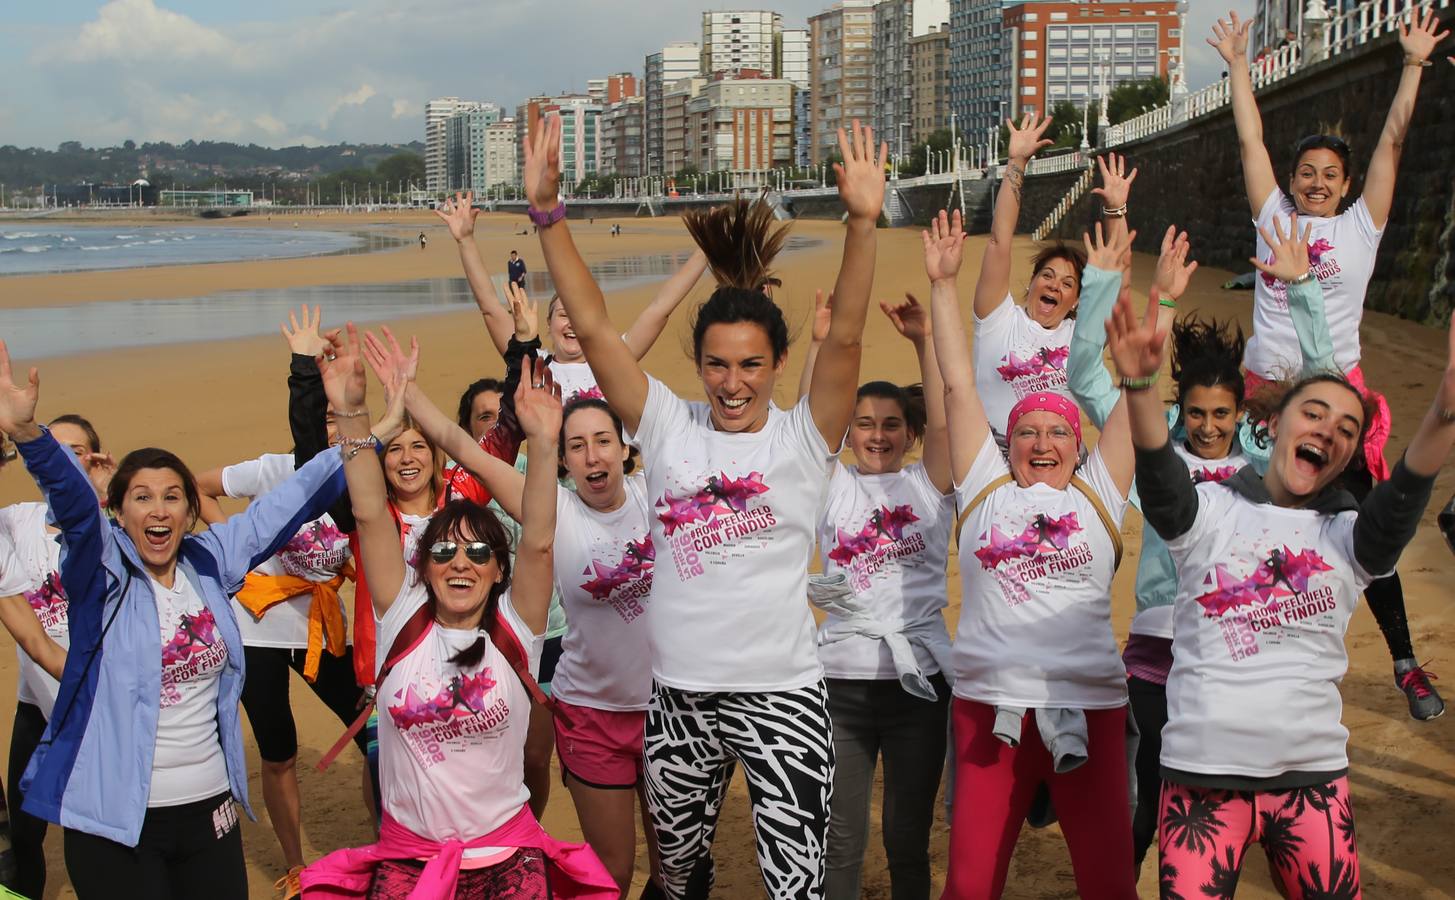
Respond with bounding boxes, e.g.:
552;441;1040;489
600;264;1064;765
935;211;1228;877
1021;67;1037;77
1021;86;1037;96
1137;25;1157;39
1050;11;1068;21
1116;25;1134;38
1024;12;1039;22
1025;49;1038;59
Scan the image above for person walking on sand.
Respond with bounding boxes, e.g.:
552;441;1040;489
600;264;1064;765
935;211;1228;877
508;251;527;290
419;232;427;251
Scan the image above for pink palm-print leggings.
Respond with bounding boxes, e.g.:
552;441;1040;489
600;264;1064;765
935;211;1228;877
1157;777;1360;899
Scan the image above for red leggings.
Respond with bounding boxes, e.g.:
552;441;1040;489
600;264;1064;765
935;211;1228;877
943;699;1137;900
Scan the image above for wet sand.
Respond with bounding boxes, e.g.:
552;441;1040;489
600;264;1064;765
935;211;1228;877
0;211;1450;898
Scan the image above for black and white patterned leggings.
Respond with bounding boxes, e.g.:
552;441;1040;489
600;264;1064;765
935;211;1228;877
643;680;835;899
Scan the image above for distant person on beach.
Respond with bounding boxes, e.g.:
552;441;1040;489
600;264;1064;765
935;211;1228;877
418;232;427;250
1212;7;1448;719
508;250;527;289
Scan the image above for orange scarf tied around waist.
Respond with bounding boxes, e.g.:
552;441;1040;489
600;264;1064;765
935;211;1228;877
235;564;355;681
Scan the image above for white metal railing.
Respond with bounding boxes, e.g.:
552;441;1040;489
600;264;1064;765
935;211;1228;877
1027;151;1091;176
1107;0;1448;149
1032;167;1095;242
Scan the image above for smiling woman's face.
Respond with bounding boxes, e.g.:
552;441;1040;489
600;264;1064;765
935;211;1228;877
1025;257;1081;328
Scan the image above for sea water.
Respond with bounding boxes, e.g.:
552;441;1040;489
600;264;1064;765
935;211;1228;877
0;226;375;275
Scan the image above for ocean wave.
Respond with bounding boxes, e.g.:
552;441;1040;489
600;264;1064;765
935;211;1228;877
2;232;39;240
20;246;46;253
80;245;115;251
113;234;137;240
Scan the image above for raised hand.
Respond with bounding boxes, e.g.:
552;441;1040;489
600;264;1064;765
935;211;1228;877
434;192;481;241
81;450;118;498
834;120;888;222
361;326;420;391
1400;8;1450;62
1091;152;1138;210
1152;225;1198;301
923;209;967;283
1006;113;1055;163
1082;221;1136;272
809;289;834;343
316;323;367;414
0;341;40;440
1106;286;1169;381
515;358;563;441
1208;11;1251;66
881;292;930;343
374;370;410;445
281;304;333;358
1250;214;1313;283
506;281;539;341
523;115;563;212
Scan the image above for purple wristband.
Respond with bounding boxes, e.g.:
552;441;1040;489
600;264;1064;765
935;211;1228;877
528;203;566;228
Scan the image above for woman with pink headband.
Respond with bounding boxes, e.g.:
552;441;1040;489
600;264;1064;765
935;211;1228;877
928;210;1141;899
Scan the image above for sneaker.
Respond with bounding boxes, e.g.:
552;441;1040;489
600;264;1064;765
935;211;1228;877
1395;659;1445;721
274;865;304;900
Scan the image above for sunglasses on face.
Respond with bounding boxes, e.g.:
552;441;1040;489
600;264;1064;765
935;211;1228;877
428;541;494;565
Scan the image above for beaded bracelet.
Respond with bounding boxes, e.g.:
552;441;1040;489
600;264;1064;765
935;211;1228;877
1102;204;1128;218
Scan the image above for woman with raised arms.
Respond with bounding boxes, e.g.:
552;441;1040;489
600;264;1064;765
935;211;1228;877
1211;8;1448;718
360;323;663;896
0;338;358;899
930;209;1141;899
302;332;615;899
1105;236;1455;898
524;113;885;898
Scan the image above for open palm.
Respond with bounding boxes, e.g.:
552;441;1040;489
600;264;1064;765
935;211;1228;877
834;120;887;221
523;116;563;211
923;209;966;282
434;192;481;240
0;341;39;436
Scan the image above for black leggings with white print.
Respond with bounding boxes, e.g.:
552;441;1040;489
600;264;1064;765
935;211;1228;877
642;681;834;900
63;792;246;900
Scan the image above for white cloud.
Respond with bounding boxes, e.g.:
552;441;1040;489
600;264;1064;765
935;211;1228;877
52;0;244;66
392;99;413;120
322;84;377;128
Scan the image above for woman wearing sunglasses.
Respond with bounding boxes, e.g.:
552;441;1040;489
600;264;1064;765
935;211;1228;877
303;335;614;899
361;326;662;896
1211;9;1449;719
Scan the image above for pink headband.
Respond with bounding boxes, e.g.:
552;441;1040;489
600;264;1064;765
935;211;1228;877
1007;392;1083;446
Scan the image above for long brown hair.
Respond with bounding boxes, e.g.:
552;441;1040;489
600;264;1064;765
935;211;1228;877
684;198;792;363
385;414;446;508
413;499;514;667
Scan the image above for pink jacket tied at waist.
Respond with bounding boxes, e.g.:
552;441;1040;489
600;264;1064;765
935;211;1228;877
300;806;616;899
1244;365;1391;482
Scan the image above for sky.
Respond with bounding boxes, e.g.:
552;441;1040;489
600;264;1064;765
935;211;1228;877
0;0;1257;150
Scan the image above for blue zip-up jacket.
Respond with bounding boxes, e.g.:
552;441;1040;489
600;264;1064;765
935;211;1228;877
16;427;344;846
1066;265;1336;622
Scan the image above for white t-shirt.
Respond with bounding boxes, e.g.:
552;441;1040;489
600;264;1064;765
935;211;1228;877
0;503;68;716
222;454;352;649
973;295;1076;437
1161;484;1377;778
1246;191;1382;378
816;463;954;679
150;574;230;807
633;376;832;692
399;512;434;589
951;436;1129;708
537;349;605;404
375;581;543;843
1130;443;1246;639
550;475;655;711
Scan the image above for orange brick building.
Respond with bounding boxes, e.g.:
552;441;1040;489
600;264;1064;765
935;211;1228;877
1002;1;1180;120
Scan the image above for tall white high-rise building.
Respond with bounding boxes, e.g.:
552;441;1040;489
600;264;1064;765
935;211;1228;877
701;10;784;76
646;42;702;175
780;27;811;87
425;97;481;194
873;1;949;155
809;0;877;165
484;119;518;191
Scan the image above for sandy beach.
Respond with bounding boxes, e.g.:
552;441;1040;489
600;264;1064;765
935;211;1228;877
0;210;1450;899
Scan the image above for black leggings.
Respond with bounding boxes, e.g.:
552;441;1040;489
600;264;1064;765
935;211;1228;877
1127;676;1168;872
1340;464;1416;662
240;644;367;762
63;793;247;900
7;701;48;898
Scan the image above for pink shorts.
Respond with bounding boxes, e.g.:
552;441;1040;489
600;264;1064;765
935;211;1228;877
552;700;646;789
